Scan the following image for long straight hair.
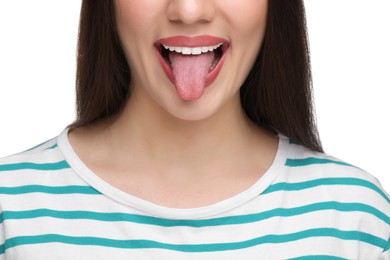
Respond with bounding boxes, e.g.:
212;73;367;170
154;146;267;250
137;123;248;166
71;0;323;152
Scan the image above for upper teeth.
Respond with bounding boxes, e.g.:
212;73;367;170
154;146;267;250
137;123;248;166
162;43;223;55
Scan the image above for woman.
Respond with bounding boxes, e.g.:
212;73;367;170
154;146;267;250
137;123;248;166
0;0;388;259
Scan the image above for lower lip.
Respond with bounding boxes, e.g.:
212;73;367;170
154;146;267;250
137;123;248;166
155;45;229;92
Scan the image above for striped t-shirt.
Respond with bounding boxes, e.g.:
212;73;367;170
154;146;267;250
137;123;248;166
0;129;389;259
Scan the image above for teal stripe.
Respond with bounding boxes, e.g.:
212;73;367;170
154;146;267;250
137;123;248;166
289;139;301;145
0;228;386;254
24;139;52;152
45;144;58;150
0;185;100;195
263;177;390;204
286;158;353;167
289;256;347;260
384;238;390;251
0;161;70;171
1;202;388;227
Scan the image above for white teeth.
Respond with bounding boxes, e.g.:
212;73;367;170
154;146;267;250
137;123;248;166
181;47;192;55
162;43;223;55
201;47;209;53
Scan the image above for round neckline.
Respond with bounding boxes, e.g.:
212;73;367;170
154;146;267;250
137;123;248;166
57;128;289;219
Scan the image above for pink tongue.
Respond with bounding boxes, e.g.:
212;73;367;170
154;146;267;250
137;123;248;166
169;51;214;101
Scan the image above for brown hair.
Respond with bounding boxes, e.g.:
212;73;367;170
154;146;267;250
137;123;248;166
72;0;323;152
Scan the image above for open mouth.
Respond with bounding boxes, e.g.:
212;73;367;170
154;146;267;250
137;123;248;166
154;36;230;101
157;42;227;72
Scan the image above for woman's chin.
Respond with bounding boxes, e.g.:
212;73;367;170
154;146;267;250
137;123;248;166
163;99;223;122
161;91;240;123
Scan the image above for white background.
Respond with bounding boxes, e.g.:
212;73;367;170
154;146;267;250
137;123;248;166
0;1;389;191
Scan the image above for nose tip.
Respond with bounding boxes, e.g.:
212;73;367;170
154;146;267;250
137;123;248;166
167;0;215;25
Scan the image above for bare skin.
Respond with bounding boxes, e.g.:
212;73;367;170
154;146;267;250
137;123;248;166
69;89;278;209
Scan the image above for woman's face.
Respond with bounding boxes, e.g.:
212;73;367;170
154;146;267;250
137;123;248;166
115;0;268;121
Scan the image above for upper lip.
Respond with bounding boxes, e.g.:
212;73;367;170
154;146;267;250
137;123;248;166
155;35;229;48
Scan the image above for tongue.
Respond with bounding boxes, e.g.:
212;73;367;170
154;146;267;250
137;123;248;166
169;51;214;101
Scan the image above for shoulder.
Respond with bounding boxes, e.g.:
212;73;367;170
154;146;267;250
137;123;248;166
284;139;385;186
0;136;66;170
282;140;389;205
0;136;71;191
281;140;390;222
270;138;390;255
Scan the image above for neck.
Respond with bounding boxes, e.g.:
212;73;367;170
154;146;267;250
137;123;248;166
68;90;279;208
112;98;238;161
98;91;273;173
69;87;278;182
